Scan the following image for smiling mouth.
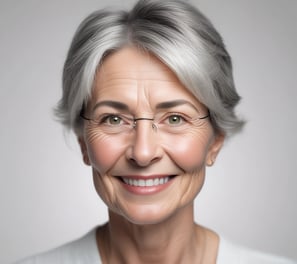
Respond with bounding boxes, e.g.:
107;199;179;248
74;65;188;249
120;176;175;187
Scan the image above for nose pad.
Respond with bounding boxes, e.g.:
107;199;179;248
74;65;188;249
126;118;162;167
132;117;155;129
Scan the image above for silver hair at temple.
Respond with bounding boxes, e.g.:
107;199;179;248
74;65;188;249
55;0;245;136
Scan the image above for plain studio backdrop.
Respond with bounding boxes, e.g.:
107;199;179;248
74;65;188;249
0;0;296;263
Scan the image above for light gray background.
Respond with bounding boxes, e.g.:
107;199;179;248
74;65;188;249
0;0;296;263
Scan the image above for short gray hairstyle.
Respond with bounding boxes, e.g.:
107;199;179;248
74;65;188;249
55;0;245;137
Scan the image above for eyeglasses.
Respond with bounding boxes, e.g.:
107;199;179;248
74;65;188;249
80;110;210;135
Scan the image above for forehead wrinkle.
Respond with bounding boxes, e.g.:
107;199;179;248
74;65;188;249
100;70;178;82
134;79;154;117
94;47;197;117
98;79;137;89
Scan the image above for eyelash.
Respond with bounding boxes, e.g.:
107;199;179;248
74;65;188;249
98;113;129;125
162;112;189;123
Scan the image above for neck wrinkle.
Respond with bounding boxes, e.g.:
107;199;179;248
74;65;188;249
98;203;208;264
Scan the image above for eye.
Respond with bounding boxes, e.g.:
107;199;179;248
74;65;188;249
166;114;186;126
101;114;123;125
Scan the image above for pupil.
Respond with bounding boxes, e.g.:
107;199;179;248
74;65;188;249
111;116;120;124
170;116;180;124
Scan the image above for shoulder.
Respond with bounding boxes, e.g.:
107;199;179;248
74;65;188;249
217;237;296;264
14;228;101;264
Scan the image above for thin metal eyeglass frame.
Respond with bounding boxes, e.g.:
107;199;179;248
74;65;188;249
79;109;210;131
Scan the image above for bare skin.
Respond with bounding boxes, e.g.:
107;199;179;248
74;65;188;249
79;46;224;263
96;203;219;264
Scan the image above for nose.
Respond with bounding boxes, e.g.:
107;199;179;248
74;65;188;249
126;119;163;167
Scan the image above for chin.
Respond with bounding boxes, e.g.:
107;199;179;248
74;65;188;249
115;201;190;226
108;202;169;225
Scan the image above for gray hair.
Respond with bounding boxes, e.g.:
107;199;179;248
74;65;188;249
55;0;245;137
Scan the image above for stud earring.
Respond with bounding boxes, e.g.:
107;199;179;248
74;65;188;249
207;159;214;166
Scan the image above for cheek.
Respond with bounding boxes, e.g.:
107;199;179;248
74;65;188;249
163;132;212;171
92;169;117;209
86;132;128;174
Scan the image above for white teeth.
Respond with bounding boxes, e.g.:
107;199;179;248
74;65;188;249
139;179;145;187
146;179;153;187
122;177;170;187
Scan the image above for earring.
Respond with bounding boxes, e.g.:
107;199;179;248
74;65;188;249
207;159;214;166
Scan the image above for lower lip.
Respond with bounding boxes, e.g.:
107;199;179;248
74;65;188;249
120;177;175;195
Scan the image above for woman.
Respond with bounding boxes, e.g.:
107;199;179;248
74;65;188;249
16;0;295;263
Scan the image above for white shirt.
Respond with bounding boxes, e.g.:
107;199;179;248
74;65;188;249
15;228;296;264
217;237;296;264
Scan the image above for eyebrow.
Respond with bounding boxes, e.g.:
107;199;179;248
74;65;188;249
91;99;200;113
92;100;129;112
156;99;200;112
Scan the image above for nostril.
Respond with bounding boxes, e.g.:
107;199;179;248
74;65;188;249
128;156;161;167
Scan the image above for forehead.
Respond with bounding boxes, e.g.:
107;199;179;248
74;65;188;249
91;46;200;107
97;47;180;82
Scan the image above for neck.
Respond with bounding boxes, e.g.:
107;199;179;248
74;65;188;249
96;203;218;264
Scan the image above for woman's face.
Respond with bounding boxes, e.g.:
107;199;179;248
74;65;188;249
79;47;224;225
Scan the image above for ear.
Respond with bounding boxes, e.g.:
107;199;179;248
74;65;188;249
206;133;225;166
78;137;91;166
